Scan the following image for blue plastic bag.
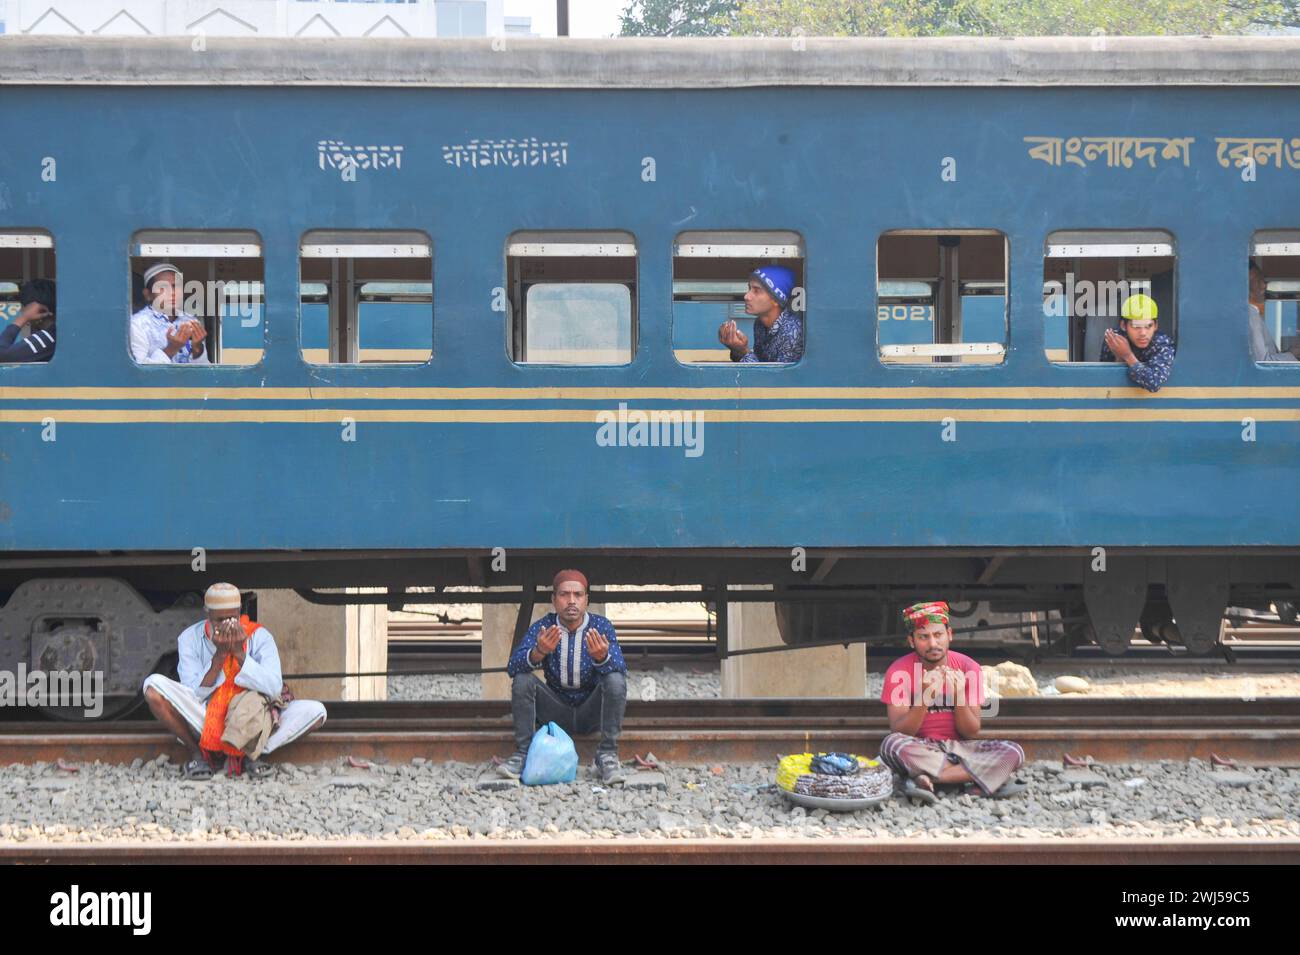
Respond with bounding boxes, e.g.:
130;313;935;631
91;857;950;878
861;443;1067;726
521;721;578;786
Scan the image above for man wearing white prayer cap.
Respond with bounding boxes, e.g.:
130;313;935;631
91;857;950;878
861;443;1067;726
142;583;326;779
128;262;210;364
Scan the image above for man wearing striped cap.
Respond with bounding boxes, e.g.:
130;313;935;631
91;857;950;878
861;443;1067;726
142;583;326;779
878;601;1026;804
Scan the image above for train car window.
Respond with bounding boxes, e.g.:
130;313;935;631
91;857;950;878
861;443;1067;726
507;231;635;365
129;230;263;366
1249;231;1300;364
672;230;804;365
0;229;56;365
877;230;1006;366
300;230;433;365
1043;230;1176;363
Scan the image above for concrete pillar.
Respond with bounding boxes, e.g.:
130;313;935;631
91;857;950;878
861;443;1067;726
720;588;867;698
481;589;516;701
481;586;606;701
255;588;386;702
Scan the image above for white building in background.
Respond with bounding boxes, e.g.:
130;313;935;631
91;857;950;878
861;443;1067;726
4;0;504;37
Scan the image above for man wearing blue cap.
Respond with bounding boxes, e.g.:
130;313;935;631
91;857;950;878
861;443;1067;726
718;265;804;363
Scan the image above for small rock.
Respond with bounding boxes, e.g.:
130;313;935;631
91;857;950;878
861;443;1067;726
1208;770;1255;788
1055;675;1091;694
1059;769;1107;789
325;775;372;788
624;772;667;791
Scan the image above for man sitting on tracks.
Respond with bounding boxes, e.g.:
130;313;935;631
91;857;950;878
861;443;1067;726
717;265;804;363
500;569;629;785
1098;292;1175;392
879;601;1026;805
141;583;327;779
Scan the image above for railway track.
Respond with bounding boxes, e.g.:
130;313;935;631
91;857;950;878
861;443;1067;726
4;699;1299;766
2;838;1296;865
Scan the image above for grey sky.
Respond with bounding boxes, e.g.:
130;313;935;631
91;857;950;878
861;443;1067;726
505;0;623;37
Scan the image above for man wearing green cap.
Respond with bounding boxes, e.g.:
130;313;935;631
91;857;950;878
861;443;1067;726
1100;293;1175;392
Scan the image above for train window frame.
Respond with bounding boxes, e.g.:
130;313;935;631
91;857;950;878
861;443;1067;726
1249;230;1300;366
671;230;805;367
875;229;1008;368
1042;229;1177;365
299;230;434;366
0;229;57;366
128;229;265;368
505;230;638;367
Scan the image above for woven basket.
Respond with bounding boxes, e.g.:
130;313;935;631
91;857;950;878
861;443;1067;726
776;753;895;801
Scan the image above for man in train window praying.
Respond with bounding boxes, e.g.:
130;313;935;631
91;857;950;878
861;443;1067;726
500;569;629;785
1247;260;1299;363
879;601;1026;805
718;264;804;363
129;262;210;365
141;583;327;780
1099;292;1175;392
0;279;56;363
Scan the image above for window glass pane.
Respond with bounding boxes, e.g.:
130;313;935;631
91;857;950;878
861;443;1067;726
522;284;632;364
507;230;636;366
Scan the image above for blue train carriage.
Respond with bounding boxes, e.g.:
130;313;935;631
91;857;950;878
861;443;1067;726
1;36;1299;717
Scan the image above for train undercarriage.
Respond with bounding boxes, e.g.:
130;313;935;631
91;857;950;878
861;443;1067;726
1;548;1297;719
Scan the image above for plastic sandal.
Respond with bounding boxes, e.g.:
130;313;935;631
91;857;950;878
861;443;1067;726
244;758;275;779
182;758;213;781
904;776;938;805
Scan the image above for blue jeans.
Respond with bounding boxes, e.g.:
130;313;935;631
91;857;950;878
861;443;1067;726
511;671;627;756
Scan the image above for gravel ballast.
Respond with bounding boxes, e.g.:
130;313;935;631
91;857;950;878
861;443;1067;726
1;757;1296;844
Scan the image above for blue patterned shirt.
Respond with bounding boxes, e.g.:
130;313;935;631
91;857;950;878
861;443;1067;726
1100;328;1175;393
507;611;626;706
736;309;804;364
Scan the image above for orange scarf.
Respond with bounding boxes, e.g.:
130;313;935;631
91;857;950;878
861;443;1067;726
199;615;260;763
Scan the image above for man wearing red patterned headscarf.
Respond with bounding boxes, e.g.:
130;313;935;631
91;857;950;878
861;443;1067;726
878;601;1026;804
500;569;629;785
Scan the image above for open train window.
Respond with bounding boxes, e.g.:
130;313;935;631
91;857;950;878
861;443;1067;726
1043;230;1176;363
506;231;635;365
0;229;56;364
128;230;263;366
1249;231;1300;364
877;230;1006;366
300;230;432;365
672;230;804;365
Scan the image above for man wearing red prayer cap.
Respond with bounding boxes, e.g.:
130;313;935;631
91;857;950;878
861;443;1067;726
500;570;628;785
878;601;1026;804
